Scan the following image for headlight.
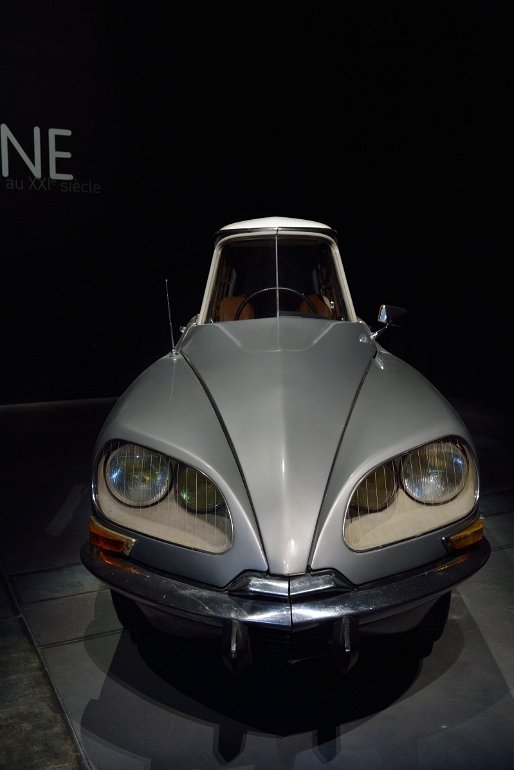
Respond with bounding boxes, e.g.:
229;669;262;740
95;441;233;554
345;437;478;551
350;461;397;512
401;440;467;504
105;444;171;506
177;465;222;512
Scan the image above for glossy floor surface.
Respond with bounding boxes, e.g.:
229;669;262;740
1;396;514;770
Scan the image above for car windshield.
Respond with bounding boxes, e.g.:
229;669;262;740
206;234;348;323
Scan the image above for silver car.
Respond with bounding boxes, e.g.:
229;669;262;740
81;216;490;674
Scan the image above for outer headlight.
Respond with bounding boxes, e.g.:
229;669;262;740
105;444;171;506
95;441;233;554
345;437;478;551
401;440;467;504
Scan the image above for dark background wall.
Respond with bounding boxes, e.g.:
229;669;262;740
2;3;511;408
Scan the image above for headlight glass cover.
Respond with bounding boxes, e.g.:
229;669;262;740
95;441;232;554
345;437;478;551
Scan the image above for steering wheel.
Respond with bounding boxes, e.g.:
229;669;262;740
234;287;318;320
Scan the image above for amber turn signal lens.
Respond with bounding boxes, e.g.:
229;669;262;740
447;519;484;550
88;517;135;555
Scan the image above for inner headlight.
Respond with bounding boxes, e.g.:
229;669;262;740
350;461;396;512
105;443;171;507
177;465;222;512
401;440;467;504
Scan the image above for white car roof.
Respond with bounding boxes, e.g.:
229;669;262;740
218;216;333;232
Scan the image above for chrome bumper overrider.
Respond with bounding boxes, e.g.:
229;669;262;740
80;538;490;631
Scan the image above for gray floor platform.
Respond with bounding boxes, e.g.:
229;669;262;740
1;395;513;770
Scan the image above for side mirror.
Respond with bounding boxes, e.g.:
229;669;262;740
372;304;407;339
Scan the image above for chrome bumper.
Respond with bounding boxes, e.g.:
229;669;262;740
80;538;490;631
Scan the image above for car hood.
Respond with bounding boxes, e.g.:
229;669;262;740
181;317;374;574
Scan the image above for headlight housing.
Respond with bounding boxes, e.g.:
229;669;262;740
345;437;478;551
95;441;233;554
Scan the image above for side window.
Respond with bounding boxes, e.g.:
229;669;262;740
207;254;236;322
314;251;347;320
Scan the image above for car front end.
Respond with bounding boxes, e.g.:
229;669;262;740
81;217;490;674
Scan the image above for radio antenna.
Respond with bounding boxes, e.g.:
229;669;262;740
165;278;176;355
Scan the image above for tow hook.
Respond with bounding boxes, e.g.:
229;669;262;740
222;620;252;676
330;615;359;673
